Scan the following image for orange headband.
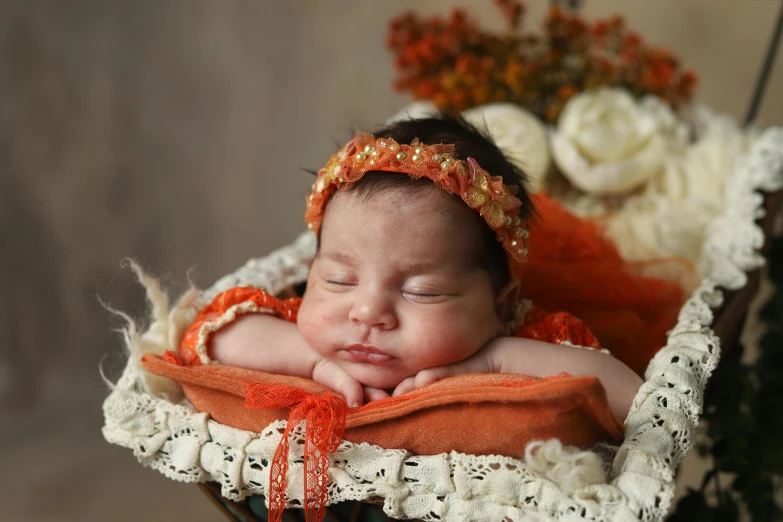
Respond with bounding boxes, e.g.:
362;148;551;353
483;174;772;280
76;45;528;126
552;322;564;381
305;132;529;278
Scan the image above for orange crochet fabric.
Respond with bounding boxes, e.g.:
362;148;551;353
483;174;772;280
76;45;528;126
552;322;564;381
178;287;301;366
522;194;686;375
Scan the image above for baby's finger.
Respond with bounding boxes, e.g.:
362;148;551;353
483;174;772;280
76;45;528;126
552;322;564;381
414;366;455;389
363;386;390;402
340;378;365;408
392;376;417;397
312;360;364;407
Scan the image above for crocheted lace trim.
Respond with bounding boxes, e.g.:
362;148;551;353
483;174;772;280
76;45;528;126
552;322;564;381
102;127;783;521
192;301;280;365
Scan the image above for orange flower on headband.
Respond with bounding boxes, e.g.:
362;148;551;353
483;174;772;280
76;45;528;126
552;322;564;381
305;133;529;276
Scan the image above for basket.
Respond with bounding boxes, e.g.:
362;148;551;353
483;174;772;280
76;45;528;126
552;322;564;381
102;124;783;522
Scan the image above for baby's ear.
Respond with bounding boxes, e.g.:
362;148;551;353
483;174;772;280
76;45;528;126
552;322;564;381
495;294;509;322
495;280;521;325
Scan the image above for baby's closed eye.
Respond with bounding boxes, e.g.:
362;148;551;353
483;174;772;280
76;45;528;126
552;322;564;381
325;279;354;286
401;285;454;303
402;291;444;302
321;275;357;290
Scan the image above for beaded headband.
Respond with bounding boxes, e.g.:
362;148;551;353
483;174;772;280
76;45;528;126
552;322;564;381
305;132;529;278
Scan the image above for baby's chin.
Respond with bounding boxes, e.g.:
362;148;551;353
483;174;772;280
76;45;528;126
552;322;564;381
342;362;412;391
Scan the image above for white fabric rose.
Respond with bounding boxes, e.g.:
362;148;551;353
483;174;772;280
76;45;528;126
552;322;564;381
386;102;551;190
559;105;751;274
630;106;751;271
462;103;551;191
551;88;686;195
385;101;439;124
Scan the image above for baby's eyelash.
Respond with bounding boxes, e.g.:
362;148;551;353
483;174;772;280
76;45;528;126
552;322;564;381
326;280;354;287
403;291;442;300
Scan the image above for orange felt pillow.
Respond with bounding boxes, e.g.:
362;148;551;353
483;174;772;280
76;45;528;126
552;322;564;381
141;354;624;456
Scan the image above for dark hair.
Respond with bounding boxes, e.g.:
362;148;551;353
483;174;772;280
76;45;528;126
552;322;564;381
322;114;535;294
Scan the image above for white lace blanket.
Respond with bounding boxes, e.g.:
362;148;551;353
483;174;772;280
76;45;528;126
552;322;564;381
102;128;783;521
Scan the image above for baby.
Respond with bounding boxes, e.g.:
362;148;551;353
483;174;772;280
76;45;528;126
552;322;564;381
179;116;643;420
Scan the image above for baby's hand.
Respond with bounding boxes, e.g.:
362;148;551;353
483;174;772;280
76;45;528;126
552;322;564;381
310;360;392;407
392;349;494;397
392;366;457;397
311;359;364;408
363;386;391;402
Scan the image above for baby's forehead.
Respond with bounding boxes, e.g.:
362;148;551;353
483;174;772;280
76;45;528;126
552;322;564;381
319;187;487;268
325;182;474;224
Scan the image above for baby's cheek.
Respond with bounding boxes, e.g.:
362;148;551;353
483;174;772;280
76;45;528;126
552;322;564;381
405;317;466;366
428;311;470;342
298;296;336;354
429;316;489;361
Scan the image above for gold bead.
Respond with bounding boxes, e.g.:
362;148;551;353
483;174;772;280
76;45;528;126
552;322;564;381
522;248;528;255
307;223;314;230
456;165;466;174
411;154;422;162
371;150;379;157
505;216;512;226
389;143;399;152
440;160;452;170
364;144;373;153
395;151;407;162
513;216;521;226
355;152;366;163
432;154;443;163
414;147;424;155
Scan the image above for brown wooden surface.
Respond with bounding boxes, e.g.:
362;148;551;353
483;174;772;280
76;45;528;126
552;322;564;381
711;189;782;354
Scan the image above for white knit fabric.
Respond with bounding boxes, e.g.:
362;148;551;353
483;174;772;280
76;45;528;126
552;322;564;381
102;126;783;521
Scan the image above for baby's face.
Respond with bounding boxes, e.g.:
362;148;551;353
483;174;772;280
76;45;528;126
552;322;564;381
297;186;503;390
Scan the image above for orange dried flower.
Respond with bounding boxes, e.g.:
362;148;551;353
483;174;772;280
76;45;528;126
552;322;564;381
387;1;697;122
557;84;578;100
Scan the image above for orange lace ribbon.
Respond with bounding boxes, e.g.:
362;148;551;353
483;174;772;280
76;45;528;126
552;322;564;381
245;384;347;522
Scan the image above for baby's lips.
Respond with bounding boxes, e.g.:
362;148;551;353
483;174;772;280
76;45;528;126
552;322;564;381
344;345;395;365
345;343;392;356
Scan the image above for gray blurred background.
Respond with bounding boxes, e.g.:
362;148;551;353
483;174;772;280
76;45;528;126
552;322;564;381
1;1;781;520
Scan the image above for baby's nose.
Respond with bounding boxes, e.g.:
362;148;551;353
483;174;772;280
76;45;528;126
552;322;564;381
349;297;397;330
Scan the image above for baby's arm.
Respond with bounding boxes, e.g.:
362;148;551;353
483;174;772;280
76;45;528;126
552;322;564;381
394;337;642;420
209;314;366;406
